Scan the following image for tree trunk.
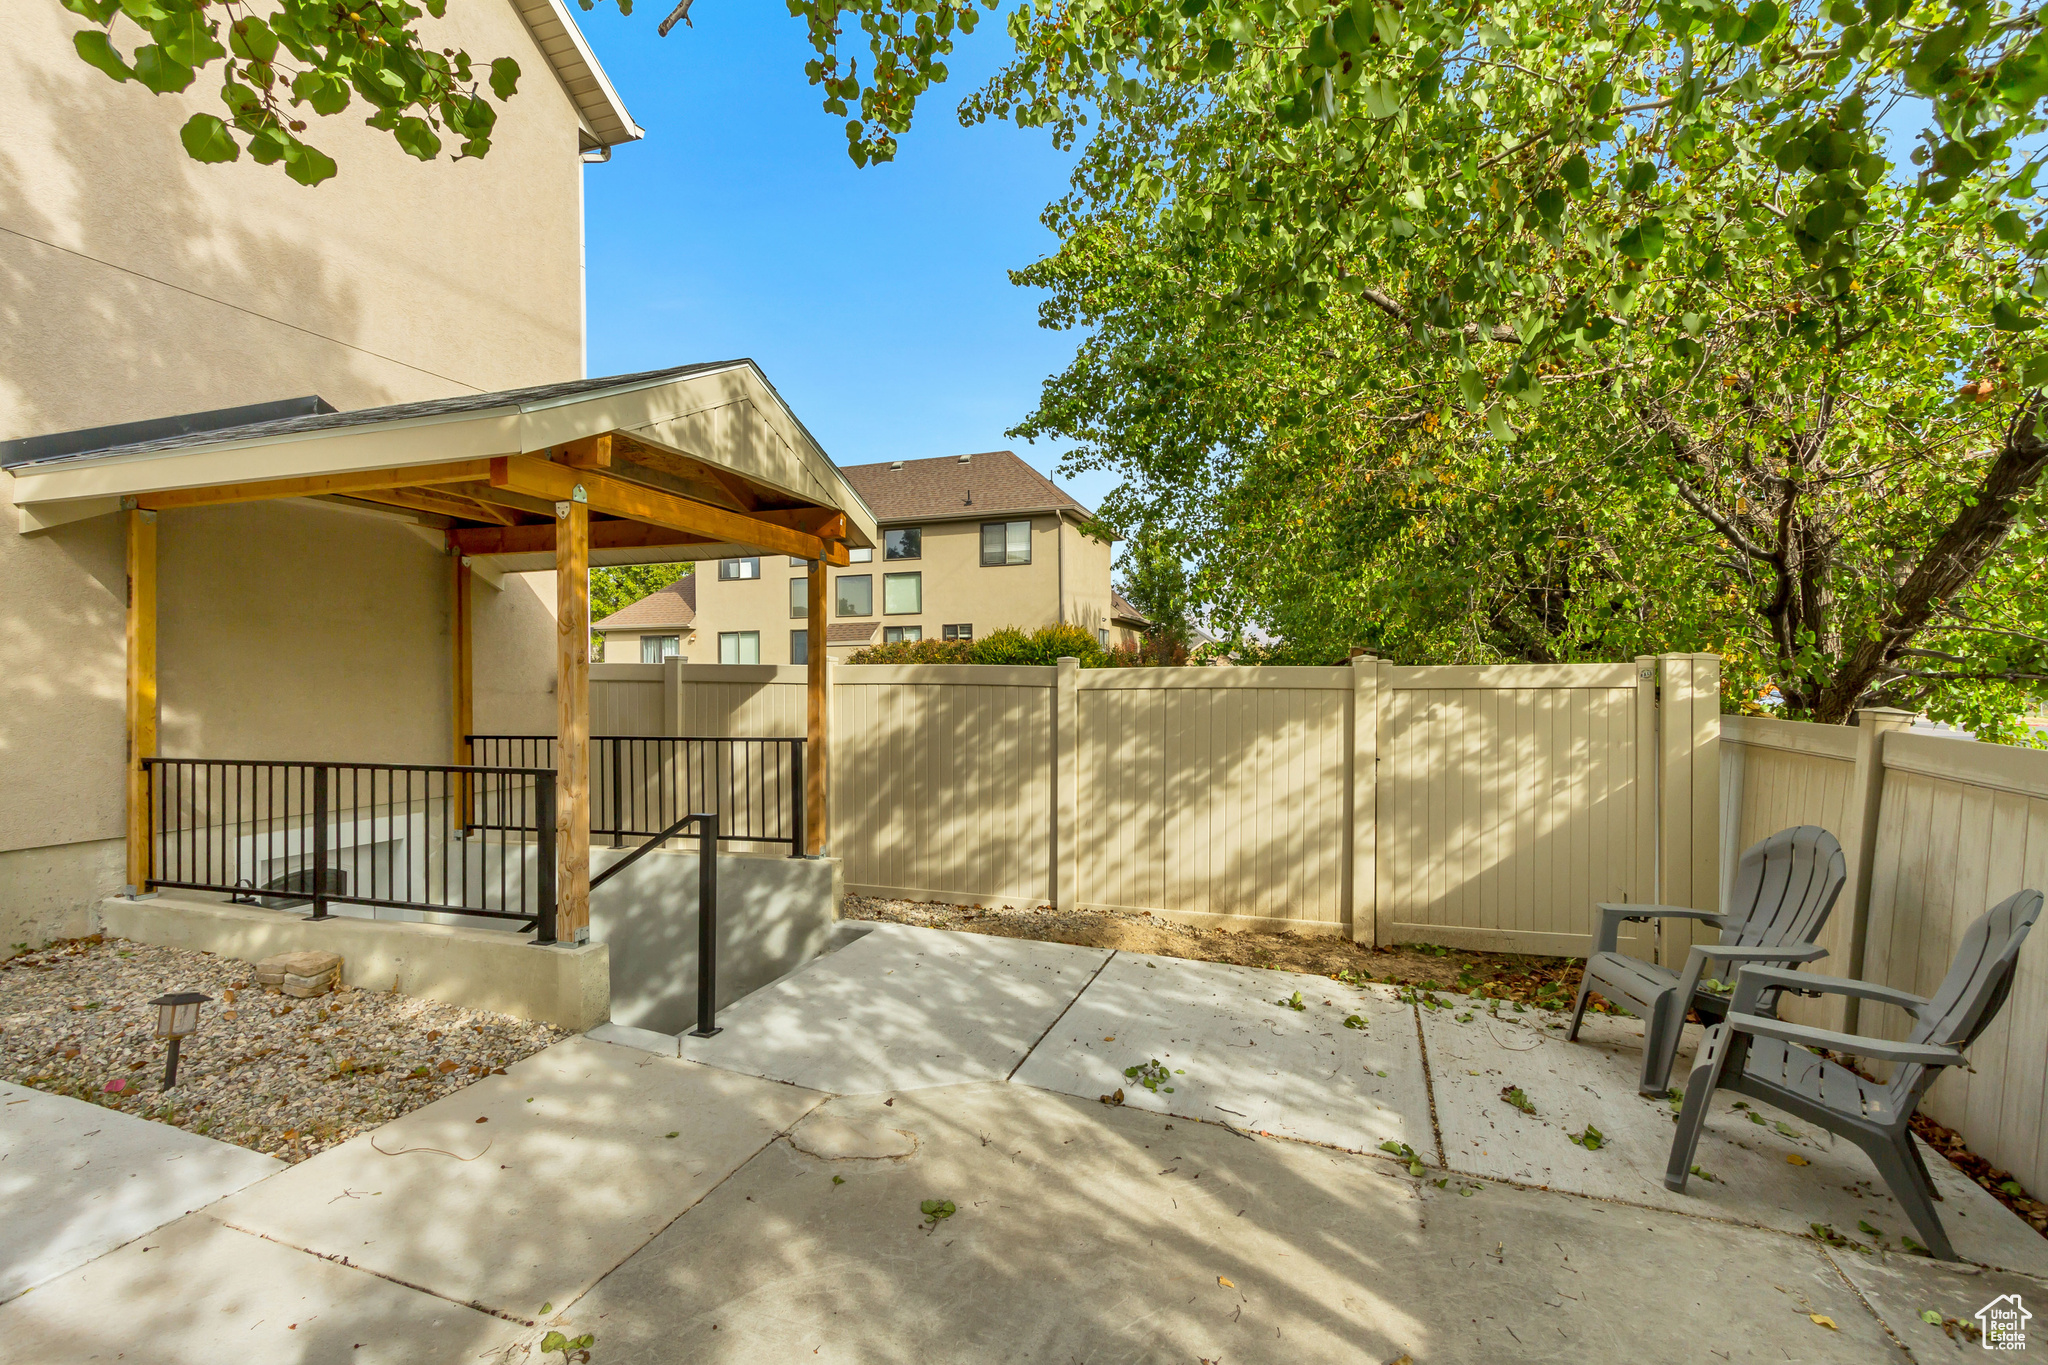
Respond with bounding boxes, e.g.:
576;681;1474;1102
1814;396;2048;722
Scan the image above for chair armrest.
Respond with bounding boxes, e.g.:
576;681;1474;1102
1593;903;1724;955
1727;966;1930;1012
1697;944;1829;966
1722;1012;1968;1069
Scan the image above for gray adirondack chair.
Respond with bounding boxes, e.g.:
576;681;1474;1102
1664;888;2042;1261
1568;825;1847;1096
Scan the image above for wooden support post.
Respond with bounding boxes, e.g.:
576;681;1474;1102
452;555;474;767
555;495;592;943
125;508;158;892
806;559;829;855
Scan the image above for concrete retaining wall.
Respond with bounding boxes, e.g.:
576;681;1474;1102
591;849;841;1035
96;895;610;1031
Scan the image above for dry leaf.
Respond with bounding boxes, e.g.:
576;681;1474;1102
1218;1276;1234;1289
1786;1154;1810;1166
1810;1314;1837;1330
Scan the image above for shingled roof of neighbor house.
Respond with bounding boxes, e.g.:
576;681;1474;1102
592;574;696;631
827;623;879;644
839;451;1091;522
1110;592;1150;626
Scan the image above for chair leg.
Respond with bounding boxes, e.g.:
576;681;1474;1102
1867;1131;1958;1262
1664;1025;1733;1192
1567;964;1596;1041
1639;991;1683;1097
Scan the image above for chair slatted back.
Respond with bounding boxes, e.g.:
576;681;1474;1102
1719;826;1847;952
1886;889;2043;1108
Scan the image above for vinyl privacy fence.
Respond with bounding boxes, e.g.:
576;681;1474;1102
597;653;1725;959
1720;712;2048;1201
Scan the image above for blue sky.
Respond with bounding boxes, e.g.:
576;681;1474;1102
572;5;1120;510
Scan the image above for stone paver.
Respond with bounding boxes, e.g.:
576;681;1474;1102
677;923;1112;1094
0;1211;523;1365
0;1079;281;1303
1419;994;2048;1273
204;1036;822;1319
557;1082;1905;1365
1011;954;1434;1158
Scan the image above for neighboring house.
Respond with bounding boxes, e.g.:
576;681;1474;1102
0;2;649;951
685;450;1149;663
595;576;699;662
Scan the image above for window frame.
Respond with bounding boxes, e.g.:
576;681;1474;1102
884;526;923;561
718;557;761;581
882;571;922;616
639;634;681;663
789;577;809;619
717;631;761;665
836;573;873;617
790;629;809;666
883;625;924;644
980;520;1032;566
942;623;974;641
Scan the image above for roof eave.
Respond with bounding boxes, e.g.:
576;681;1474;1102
514;0;643;149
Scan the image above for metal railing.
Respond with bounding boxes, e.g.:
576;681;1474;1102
144;758;560;942
466;735;805;855
587;809;725;1037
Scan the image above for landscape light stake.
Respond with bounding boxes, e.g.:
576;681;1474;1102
148;991;211;1089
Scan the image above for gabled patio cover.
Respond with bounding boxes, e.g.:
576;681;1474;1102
11;361;868;945
6;361;880;565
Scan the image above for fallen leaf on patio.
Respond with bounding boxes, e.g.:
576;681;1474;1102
1786;1154;1809;1166
1858;1220;1885;1237
832;1175;844;1185
1343;1015;1367;1030
1218;1276;1234;1288
1919;1309;1943;1325
102;1078;125;1093
1099;1089;1124;1106
1690;1164;1718;1182
1384;1356;1413;1365
1103;1036;1115;1042
1809;1314;1837;1330
1275;991;1306;1011
540;1303;553;1316
1749;1111;1766;1125
1775;1121;1801;1139
1500;1086;1536;1116
475;1116;488;1124
919;1199;955;1227
665;1131;679;1139
1568;1124;1605;1151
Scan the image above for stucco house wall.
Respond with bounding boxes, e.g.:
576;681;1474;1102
0;2;631;952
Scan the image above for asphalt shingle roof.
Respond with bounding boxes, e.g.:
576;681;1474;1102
838;451;1090;522
591;574;696;630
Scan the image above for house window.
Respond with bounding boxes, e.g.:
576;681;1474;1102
883;572;922;615
787;556;807;567
640;635;681;663
837;574;873;616
718;631;760;664
884;626;923;644
790;630;808;665
1099;628;1110;648
849;546;874;563
981;520;1031;566
885;527;922;560
942;623;973;641
789;577;809;618
719;558;760;580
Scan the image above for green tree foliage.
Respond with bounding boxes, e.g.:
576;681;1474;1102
56;0;578;183
1114;526;1202;663
789;0;2048;732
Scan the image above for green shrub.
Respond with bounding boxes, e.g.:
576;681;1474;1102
845;622;1110;667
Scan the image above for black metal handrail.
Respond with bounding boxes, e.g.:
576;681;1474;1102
587;810;725;1037
144;758;560;943
466;735;805;855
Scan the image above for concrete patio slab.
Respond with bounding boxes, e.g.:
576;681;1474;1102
1420;994;2048;1274
204;1036;823;1320
586;1021;680;1057
1832;1248;2048;1355
0;1210;523;1365
0;1079;282;1303
1010;954;1434;1158
677;923;1112;1094
554;1082;1904;1365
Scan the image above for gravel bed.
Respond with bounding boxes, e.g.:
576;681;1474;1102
0;936;567;1162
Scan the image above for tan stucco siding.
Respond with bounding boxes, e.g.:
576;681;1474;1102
684;515;1119;661
1;0;586;443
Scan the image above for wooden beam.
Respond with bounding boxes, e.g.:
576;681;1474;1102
447;518;710;557
554;434;613;470
555;497;591;943
125;508;158;890
749;508;848;539
349;486;518;526
492;455;829;561
452;554;474;767
807;559;829;856
611;434;757;512
133;460;493;511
